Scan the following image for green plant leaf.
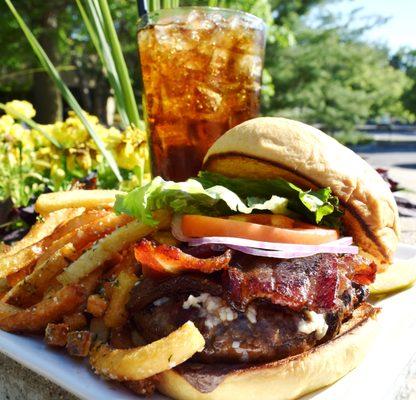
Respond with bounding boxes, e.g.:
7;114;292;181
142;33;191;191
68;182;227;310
5;0;122;182
96;0;142;129
76;0;130;127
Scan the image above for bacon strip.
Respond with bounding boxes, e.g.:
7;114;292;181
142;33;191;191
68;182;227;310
224;253;376;313
134;239;232;277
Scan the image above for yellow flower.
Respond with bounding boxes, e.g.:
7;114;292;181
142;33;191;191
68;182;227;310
9;123;26;142
4;100;36;119
0;115;14;133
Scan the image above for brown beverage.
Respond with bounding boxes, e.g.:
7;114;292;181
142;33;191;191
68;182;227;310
138;7;265;181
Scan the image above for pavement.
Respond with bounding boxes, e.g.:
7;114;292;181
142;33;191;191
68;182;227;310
354;130;416;190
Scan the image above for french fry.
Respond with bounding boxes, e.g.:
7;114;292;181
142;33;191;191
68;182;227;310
0;209;109;279
0;284;86;333
45;323;70;347
0;243;10;254
63;312;88;331
37;212;129;270
87;295;108;318
0;301;21;321
90;321;205;381
6;265;34;287
4;208;84;257
57;213;170;285
4;243;77;307
104;271;138;328
0;279;8;300
104;248;138;280
35;190;123;215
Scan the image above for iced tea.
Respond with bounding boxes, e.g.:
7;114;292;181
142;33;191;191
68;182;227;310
138;7;265;181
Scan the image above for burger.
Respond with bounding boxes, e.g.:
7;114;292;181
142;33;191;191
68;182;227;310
115;117;399;399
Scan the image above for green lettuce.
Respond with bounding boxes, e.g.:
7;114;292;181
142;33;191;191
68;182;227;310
114;172;343;228
197;172;342;227
114;176;288;227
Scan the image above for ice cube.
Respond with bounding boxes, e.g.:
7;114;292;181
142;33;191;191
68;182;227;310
195;86;223;113
209;48;230;75
208;12;225;26
235;54;263;79
228;15;243;31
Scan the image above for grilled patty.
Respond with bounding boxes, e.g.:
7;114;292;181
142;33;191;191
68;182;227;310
129;252;371;364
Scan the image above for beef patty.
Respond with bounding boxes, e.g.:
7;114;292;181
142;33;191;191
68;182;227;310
129;252;372;364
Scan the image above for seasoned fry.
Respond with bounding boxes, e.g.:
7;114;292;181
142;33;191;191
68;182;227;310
90;321;205;381
87;295;108;318
35;190;123;215
4;243;77;307
45;323;70;347
63;312;88;331
6;265;34;287
0;209;109;279
104;271;138;328
27;212;129;283
4;208;84;257
0;284;86;333
0;279;8;300
104;248;137;280
0;301;21;321
57;214;169;285
66;331;93;357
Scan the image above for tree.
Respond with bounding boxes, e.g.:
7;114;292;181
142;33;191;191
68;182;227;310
266;21;410;132
391;49;416;119
0;0;139;124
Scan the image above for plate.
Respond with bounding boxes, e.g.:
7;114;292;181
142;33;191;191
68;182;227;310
1;244;415;400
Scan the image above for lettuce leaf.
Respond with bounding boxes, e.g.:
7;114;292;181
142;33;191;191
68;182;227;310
114;172;343;228
196;172;342;227
114;177;288;226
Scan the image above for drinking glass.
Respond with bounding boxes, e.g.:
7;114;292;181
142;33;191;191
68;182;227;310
138;7;265;181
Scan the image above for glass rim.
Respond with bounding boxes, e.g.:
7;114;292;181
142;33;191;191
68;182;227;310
137;6;266;31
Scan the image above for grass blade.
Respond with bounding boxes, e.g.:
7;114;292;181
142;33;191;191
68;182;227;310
5;0;122;182
76;0;130;127
0;103;62;149
97;0;142;129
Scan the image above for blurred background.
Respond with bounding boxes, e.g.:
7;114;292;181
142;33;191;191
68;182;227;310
1;0;415;135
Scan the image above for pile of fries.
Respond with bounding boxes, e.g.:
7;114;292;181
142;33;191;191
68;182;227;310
0;190;205;396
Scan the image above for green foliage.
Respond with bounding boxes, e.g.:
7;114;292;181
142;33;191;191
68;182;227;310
266;24;410;133
391;49;416;120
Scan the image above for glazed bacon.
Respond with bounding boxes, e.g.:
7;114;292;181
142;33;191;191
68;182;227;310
134;239;232;277
224;253;376;313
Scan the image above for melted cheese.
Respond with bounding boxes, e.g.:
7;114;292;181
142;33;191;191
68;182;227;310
298;311;328;340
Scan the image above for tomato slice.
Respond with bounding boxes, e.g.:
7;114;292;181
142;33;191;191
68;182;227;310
181;215;339;245
226;214;317;229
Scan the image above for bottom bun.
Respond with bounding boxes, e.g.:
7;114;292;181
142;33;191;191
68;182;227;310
157;303;379;400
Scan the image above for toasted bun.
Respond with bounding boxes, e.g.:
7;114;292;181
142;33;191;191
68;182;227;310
203;117;399;267
158;303;379;400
